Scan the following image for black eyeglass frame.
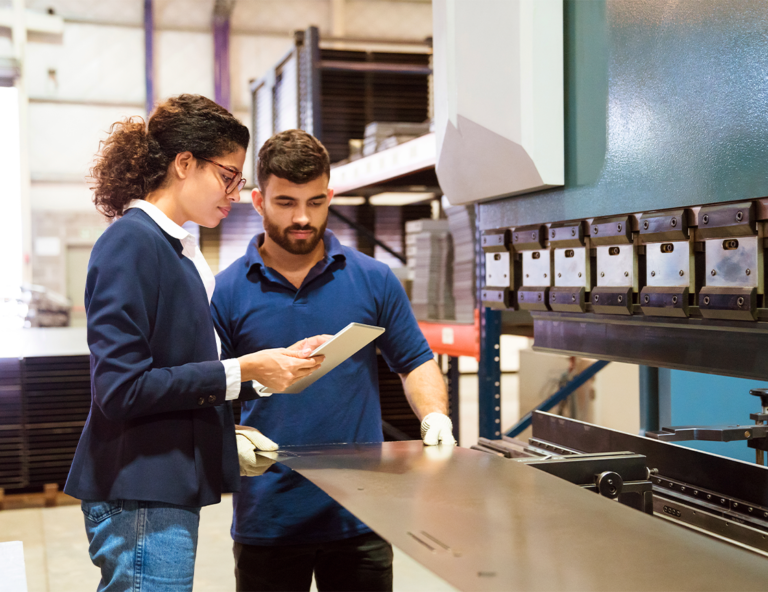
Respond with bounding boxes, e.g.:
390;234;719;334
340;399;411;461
196;156;247;195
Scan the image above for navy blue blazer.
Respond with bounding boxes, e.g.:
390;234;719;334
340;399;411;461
65;208;241;507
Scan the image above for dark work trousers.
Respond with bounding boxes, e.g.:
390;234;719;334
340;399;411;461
233;532;393;592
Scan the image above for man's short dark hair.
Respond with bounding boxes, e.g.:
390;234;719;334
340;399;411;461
257;129;331;192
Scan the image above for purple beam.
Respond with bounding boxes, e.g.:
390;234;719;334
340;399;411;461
144;0;154;116
213;8;231;110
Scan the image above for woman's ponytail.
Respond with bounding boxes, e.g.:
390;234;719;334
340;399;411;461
91;117;165;219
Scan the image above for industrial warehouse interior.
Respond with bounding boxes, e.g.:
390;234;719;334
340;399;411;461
2;1;768;591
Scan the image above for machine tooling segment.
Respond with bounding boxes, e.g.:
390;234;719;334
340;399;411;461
268;441;767;592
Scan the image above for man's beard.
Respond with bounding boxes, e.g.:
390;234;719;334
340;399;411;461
262;214;327;255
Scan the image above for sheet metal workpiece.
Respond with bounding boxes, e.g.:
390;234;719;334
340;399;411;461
269;441;767;592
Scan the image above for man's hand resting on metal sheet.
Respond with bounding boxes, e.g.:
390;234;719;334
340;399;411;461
238;347;325;392
421;412;457;446
235;425;279;477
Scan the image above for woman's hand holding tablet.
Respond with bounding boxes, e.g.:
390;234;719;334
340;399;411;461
238;346;326;393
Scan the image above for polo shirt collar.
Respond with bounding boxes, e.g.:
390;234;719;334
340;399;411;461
245;229;346;272
126;199;197;258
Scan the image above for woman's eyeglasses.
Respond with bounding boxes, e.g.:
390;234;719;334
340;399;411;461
197;156;246;195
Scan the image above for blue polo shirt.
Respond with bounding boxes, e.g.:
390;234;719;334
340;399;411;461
211;230;433;545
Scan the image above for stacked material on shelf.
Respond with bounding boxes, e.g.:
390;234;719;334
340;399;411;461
405;219;450;281
406;219;454;321
363;121;432;157
437;231;455;320
445;204;477;323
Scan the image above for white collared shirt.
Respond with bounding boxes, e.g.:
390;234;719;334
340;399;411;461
126;199;241;400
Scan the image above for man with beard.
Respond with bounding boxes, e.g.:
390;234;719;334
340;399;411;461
211;129;455;592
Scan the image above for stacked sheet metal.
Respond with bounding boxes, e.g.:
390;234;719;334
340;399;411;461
274;442;768;592
406;219;453;321
446;205;477;323
363;121;432;156
437;231;455;320
405;219;450;281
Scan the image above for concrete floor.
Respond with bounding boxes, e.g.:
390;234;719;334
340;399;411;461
0;495;457;592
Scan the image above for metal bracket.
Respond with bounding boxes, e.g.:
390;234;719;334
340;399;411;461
517;287;550;311
698;286;757;320
592;286;633;315
511;225;546;250
481;288;514;310
590;215;634;245
640;286;689;318
549;286;586;313
639;209;690;242
549;221;587;248
697;201;756;239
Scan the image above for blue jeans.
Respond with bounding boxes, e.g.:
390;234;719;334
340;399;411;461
82;500;201;592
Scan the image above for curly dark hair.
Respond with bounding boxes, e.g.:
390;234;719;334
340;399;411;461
256;129;330;192
90;94;250;218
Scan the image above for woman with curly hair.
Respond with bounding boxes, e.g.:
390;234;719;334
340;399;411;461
64;94;322;591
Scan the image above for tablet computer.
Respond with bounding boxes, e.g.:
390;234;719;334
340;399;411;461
257;322;385;395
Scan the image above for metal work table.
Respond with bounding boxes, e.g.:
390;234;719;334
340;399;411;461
274;441;768;592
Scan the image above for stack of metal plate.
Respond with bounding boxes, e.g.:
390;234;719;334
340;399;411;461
437;231;455;320
362;121;432;156
0;359;24;490
23;356;91;487
446;205;477;323
407;219;455;321
411;232;442;320
405;219;451;282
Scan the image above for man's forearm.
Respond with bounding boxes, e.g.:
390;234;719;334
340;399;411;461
399;359;449;420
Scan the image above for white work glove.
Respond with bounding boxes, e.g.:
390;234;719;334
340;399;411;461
235;426;279;477
420;412;457;446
